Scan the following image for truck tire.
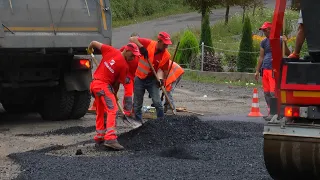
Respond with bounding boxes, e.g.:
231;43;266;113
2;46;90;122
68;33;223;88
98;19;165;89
69;90;91;119
40;85;75;121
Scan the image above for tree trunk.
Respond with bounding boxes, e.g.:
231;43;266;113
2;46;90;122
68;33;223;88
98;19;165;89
242;6;246;23
225;5;230;25
252;4;256;16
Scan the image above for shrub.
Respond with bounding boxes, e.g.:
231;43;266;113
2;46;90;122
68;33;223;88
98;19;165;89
200;10;214;54
237;16;255;72
176;29;200;66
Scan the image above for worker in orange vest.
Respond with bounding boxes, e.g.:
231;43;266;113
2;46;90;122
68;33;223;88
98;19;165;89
163;60;184;113
88;33;140;115
129;31;172;122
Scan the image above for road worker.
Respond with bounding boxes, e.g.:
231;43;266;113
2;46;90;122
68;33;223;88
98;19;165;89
254;22;290;121
163;60;184;113
118;32;140;118
129;31;172;122
87;41;140;150
88;33;140;117
288;10;305;59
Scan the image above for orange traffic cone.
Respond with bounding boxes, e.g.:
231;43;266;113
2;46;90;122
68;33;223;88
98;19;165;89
248;88;263;117
88;100;96;113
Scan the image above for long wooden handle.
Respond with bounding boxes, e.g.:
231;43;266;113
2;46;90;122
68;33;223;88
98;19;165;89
145;57;176;115
91;53;99;66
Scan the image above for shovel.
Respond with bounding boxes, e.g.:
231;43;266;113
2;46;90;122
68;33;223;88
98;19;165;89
114;94;142;129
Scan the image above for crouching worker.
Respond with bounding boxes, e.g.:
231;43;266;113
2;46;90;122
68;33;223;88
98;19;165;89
87;41;140;150
163;60;184;113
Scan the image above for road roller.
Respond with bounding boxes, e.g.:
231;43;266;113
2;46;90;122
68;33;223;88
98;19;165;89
263;0;320;179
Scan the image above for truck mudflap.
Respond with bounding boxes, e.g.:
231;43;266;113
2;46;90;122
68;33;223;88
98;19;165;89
263;120;320;180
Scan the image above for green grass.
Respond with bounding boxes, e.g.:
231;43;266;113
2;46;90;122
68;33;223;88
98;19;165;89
170;8;305;69
183;70;262;87
112;6;192;28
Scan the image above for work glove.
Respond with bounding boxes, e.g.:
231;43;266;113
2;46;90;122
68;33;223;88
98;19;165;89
125;77;131;84
86;47;94;55
157;79;164;88
139;47;148;59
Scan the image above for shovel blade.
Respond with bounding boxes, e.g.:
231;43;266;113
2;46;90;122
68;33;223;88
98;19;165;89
123;116;143;129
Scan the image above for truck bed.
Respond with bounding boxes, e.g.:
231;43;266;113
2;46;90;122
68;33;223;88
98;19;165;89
0;0;112;54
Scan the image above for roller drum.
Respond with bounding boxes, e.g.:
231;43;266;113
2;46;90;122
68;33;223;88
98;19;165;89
264;135;320;180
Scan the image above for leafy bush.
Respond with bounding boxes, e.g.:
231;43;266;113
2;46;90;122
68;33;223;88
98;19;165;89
237;16;255;72
176;29;200;65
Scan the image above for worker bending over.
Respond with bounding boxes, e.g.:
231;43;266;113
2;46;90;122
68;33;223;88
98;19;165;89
129;31;172;122
88;33;140;116
288;10;305;59
118;32;140;118
163;60;184;113
255;22;290;121
87;41;140;150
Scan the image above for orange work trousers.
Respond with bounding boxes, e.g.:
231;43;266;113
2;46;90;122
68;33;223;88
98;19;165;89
90;80;118;143
123;78;134;116
262;69;275;93
262;69;275;115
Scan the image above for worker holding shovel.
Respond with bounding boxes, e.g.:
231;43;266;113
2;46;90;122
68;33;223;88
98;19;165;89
163;60;185;113
129;31;172;122
87;41;141;150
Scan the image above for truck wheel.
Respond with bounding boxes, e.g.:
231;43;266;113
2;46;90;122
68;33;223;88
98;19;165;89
69;90;91;119
40;86;75;121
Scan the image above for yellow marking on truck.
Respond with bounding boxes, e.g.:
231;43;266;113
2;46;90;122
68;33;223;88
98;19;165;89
293;91;320;97
4;27;98;32
281;90;286;103
100;0;107;30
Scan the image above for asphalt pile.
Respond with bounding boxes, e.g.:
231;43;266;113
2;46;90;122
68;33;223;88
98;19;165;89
9;115;272;180
118;115;234;151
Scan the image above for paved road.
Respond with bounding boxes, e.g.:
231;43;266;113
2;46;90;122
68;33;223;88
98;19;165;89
112;0;277;48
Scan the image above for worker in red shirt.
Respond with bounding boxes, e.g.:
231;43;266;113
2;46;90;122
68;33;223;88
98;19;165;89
87;41;141;150
129;32;172;122
88;33;140;115
118;33;140;118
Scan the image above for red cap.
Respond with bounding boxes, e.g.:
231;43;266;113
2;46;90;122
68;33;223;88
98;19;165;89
124;43;141;56
259;22;272;30
158;31;172;45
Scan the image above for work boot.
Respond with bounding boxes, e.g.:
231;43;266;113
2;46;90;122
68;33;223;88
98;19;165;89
94;140;106;151
263;115;274;121
104;140;125;151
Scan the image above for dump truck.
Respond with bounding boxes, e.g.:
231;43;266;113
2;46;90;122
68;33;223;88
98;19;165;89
0;0;112;120
263;0;320;179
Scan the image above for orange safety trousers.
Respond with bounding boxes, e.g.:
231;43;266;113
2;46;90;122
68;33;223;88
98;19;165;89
262;69;275;115
90;80;118;143
123;78;134;116
262;69;275;93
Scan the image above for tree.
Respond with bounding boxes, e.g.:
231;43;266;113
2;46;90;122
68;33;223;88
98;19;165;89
237;16;255;72
250;0;265;16
223;0;238;25
200;10;214;54
183;0;220;21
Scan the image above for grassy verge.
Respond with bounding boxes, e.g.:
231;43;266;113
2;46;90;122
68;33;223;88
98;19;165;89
183;70;261;87
171;8;305;68
113;7;192;28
